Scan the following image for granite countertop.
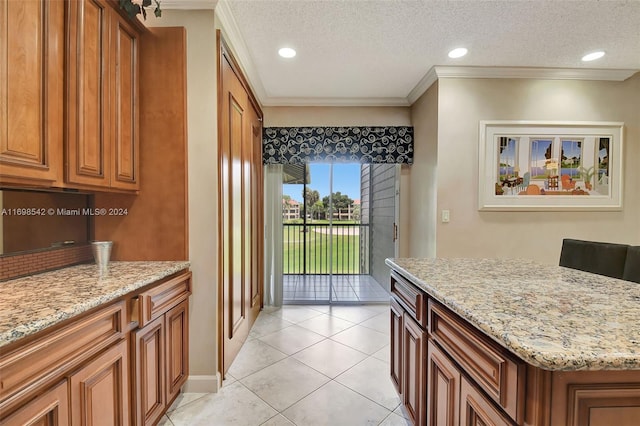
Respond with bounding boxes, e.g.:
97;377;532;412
0;261;190;348
386;258;640;372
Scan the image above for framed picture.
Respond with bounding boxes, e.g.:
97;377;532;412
478;121;624;211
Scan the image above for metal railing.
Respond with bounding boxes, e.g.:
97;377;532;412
283;223;369;275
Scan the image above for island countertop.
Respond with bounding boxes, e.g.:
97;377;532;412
385;257;640;371
0;261;190;348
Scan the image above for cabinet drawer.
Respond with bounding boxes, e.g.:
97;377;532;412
0;301;125;410
136;271;191;328
460;375;511;426
391;271;427;328
429;300;525;424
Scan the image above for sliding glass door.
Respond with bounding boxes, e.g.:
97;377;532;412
281;163;391;304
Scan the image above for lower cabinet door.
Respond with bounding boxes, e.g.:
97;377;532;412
427;340;460;426
133;315;166;426
403;312;427;426
166;299;189;404
0;380;70;425
390;297;404;394
460;376;510;426
70;339;130;426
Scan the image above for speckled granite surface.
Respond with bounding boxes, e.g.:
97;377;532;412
386;258;640;371
0;261;190;348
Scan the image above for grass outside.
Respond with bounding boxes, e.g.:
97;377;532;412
283;224;361;274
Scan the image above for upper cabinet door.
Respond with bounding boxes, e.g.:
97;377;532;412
110;12;139;191
66;0;111;188
0;0;64;186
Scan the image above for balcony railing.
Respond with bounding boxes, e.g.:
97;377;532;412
283;223;369;275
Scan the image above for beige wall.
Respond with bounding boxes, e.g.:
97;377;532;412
406;83;438;257
410;73;640;264
146;10;220;390
264;106;410;127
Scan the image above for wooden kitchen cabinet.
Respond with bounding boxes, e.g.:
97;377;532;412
403;312;427;426
418;325;511;426
133;316;165;426
0;0;64;187
66;0;139;191
166;299;189;403
390;297;404;394
427;340;460;426
0;380;69;426
460;376;510;426
389;263;640;426
132;271;191;425
0;269;191;424
70;339;130;426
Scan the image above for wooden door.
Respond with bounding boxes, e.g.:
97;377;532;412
427;340;460;426
0;0;64;186
133;316;165;426
390;297;403;394
0;380;69;425
66;0;111;188
166;299;189;404
246;97;263;319
403;313;427;426
109;10;139;191
70;339;129;426
218;35;263;375
460;377;510;426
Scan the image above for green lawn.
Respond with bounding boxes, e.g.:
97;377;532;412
283;224;361;274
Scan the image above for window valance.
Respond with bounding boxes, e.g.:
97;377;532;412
262;126;413;164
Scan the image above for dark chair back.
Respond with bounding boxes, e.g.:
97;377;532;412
623;246;640;283
559;238;628;279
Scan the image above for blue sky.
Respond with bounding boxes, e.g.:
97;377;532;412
283;163;361;202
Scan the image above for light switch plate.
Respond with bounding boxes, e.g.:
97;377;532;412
442;210;450;223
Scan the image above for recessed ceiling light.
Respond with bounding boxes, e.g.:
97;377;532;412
448;47;468;59
278;47;296;58
582;51;605;62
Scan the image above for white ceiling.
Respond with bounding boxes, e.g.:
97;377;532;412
165;0;640;106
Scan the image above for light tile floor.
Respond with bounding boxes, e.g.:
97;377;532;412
283;274;390;303
159;304;410;426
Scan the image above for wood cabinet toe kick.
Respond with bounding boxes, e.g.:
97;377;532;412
0;269;191;425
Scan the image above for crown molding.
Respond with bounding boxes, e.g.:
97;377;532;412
433;66;637;81
406;67;439;105
215;0;268;103
407;66;638;105
161;0;217;9
261;97;410;107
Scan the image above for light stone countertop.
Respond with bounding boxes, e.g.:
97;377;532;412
386;258;640;371
0;261;190;348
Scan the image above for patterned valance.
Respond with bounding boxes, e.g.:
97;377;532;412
263;126;413;164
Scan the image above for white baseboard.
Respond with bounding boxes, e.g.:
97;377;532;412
183;374;220;393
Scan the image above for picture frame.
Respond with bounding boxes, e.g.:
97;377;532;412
478;121;624;211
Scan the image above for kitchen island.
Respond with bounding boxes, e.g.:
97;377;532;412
0;261;191;425
386;258;640;426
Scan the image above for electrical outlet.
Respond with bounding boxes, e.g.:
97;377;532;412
442;210;450;223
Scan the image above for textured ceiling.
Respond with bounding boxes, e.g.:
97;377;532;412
168;0;640;105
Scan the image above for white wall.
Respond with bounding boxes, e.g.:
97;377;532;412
409;74;640;264
146;10;220;391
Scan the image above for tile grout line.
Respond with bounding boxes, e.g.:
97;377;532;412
171;305;395;425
